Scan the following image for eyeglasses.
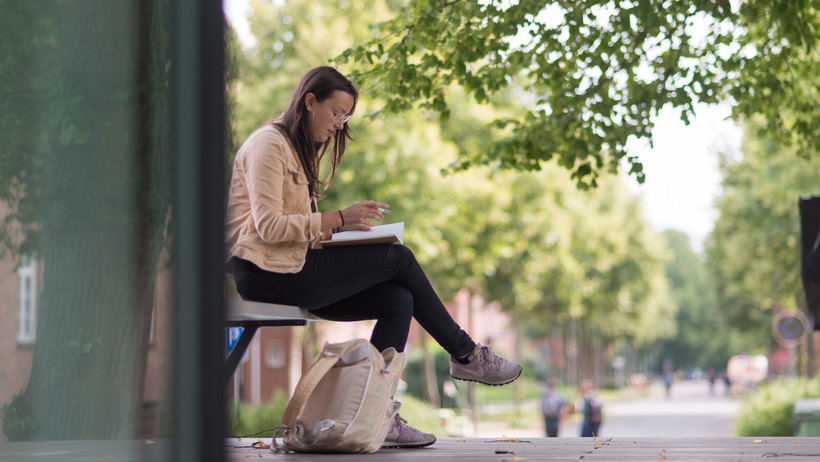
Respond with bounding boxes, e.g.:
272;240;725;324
332;109;352;124
322;100;352;124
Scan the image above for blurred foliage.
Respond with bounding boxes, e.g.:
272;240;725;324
707;118;820;341
736;376;820;436
227;389;444;437
474;376;546;405
656;230;755;372
340;0;819;187
391;392;445;435
403;348;454;406
227;390;290;438
0;393;34;441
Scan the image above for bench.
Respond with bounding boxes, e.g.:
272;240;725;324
224;299;321;384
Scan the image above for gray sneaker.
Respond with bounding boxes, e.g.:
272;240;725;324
381;405;436;449
449;344;522;386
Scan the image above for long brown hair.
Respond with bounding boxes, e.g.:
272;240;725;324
274;66;358;198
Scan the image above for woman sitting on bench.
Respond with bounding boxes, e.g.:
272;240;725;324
224;66;522;448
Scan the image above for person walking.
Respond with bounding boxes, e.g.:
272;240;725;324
540;378;566;437
664;372;674;399
578;379;602;437
224;66;522;449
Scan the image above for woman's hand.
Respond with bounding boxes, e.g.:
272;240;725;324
340;200;389;231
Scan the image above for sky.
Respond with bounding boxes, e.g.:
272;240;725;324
627;104;743;252
223;0;745;253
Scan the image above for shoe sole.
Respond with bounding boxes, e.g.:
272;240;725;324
381;438;436;449
450;368;522;386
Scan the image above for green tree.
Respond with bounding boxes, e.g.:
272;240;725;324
707;118;820;347
339;0;819;186
657;230;735;371
1;1;173;440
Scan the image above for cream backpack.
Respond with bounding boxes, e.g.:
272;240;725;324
272;338;406;453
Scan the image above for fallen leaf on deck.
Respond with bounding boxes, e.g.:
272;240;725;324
486;438;532;443
252;440;270;449
145;440;155;445
753;439;764;444
496;450;511;454
658;454;667;460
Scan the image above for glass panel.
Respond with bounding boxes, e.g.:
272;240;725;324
1;1;176;459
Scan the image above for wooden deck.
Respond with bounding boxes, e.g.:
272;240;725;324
227;437;820;461
2;436;818;461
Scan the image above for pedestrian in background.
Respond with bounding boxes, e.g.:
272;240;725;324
540;378;566;437
707;368;716;396
578;379;603;437
663;372;674;399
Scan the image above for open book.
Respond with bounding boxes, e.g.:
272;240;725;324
320;222;404;248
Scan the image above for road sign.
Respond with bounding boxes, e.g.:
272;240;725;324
227;327;243;356
772;309;810;348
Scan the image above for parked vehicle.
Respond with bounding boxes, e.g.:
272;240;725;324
726;355;768;394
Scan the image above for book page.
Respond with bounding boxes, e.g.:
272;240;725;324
320;222;404;247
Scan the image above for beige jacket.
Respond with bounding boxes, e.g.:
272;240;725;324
225;125;330;273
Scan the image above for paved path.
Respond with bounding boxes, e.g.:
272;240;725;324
474;379;740;438
587;379;739;437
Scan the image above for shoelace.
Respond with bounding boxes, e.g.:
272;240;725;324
476;346;503;370
394;414;409;430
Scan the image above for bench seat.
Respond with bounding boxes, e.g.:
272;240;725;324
224;299;321;384
226;299;321;323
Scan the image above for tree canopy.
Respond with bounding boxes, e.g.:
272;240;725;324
339;0;819;187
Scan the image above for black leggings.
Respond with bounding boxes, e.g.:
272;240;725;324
231;244;476;357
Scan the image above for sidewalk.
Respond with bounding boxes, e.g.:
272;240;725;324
473;379;740;438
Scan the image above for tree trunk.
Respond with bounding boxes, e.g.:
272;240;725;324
512;304;522;420
422;337;440;409
3;0;172;440
576;317;596;381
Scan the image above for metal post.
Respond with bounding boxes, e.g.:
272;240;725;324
172;0;226;461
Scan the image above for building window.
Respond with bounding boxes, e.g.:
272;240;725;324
17;257;38;344
265;342;284;369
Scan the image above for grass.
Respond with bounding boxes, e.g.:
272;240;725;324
736;376;820;436
228;391;290;438
472;377;544;403
393;392;445;435
228;390;445;439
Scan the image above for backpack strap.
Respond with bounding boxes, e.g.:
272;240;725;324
281;351;340;427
